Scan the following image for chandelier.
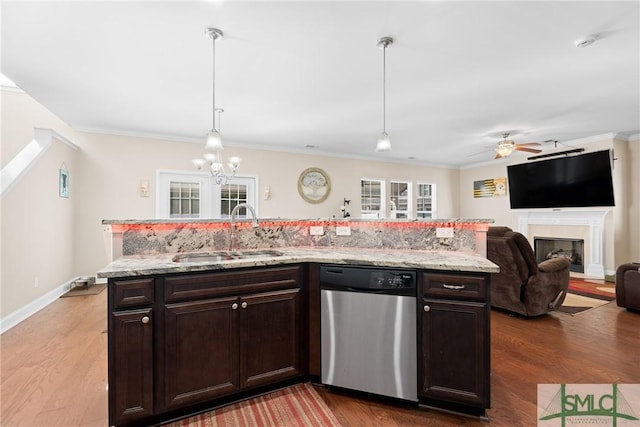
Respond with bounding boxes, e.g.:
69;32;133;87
192;27;241;185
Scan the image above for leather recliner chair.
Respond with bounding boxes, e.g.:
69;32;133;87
487;226;571;316
616;263;640;312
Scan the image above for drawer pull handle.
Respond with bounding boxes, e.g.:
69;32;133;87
241;302;248;309
231;303;239;310
141;316;150;324
424;305;430;312
443;284;465;290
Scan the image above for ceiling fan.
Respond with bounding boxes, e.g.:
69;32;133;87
493;132;542;159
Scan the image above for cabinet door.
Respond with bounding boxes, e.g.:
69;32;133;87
240;289;301;389
163;297;240;410
419;298;489;409
110;308;154;425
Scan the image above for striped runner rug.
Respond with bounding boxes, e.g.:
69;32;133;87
163;382;342;427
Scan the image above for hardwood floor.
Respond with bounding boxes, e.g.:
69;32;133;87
1;289;638;426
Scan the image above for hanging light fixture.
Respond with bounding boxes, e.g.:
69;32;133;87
375;36;393;152
192;27;241;185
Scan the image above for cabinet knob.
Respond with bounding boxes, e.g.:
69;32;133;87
241;302;248;309
141;316;150;324
423;305;431;312
232;303;239;310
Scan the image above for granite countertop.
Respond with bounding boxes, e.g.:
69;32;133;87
97;247;499;278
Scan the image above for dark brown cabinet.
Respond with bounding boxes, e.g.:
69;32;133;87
109;266;304;427
162;288;301;411
418;272;491;417
109;278;155;426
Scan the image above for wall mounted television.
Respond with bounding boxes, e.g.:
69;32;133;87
507;149;615;209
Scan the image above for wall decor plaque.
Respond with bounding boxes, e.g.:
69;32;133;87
298;167;331;204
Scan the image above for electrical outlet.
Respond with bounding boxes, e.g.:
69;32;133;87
309;226;324;236
34;276;39;288
436;227;454;238
336;226;351;236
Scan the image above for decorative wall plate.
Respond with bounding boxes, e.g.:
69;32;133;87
297;167;331;204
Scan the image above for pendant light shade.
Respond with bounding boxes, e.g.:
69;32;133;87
375;36;393;153
206;129;223;150
376;132;391;152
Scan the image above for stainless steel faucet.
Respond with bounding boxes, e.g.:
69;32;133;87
229;203;259;252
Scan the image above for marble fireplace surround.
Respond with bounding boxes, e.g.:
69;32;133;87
513;210;610;278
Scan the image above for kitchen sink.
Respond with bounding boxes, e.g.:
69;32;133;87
232;249;284;259
172;252;235;263
172;250;283;263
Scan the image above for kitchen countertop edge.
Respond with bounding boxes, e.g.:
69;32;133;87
97;248;499;279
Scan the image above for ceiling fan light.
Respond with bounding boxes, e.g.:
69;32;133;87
496;145;514;157
376;132;392;152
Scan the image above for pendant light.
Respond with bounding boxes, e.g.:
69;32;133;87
192;27;241;185
205;27;224;151
375;36;393;152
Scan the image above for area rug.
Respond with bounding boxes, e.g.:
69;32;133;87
163;383;342;427
557;292;612;315
568;278;616;301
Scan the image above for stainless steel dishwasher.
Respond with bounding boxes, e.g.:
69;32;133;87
320;264;417;402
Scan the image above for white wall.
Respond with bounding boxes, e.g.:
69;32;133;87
1;90;79;319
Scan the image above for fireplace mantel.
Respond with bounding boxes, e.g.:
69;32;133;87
513;210;610;278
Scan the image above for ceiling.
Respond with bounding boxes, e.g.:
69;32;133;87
2;1;639;168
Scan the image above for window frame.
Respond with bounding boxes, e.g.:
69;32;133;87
360;178;386;219
389;180;413;219
416;182;437;219
156;169;258;219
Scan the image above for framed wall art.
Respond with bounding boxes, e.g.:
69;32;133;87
59;167;69;198
297;167;330;204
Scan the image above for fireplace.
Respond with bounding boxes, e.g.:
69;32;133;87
534;237;584;273
513;210;610;278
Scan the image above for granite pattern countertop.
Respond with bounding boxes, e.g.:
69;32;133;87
97;247;499;278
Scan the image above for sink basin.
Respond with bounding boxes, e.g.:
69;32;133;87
172;252;235;263
232;249;284;259
172;250;284;263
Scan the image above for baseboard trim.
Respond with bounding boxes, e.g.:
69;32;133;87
0;277;78;334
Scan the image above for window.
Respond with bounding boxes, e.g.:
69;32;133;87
157;170;257;219
220;182;248;218
361;179;385;219
390;181;412;218
417;183;436;218
169;181;200;218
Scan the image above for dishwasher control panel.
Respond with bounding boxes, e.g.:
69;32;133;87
370;271;415;289
320;265;416;295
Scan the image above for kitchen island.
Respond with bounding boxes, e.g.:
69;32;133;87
99;219;498;426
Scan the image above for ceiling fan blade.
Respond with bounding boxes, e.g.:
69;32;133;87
516;147;542;153
516;142;541;146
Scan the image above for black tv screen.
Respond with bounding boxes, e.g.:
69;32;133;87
507;149;615;209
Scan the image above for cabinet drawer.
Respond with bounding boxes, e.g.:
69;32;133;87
165;265;301;303
113;278;155;309
422;273;487;301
